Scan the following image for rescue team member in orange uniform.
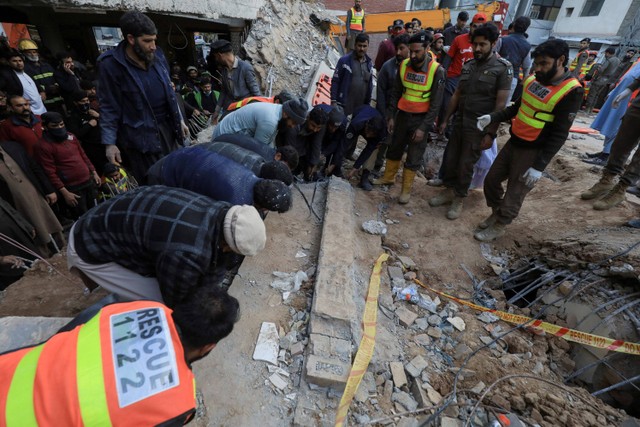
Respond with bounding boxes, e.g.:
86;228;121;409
372;31;446;204
0;286;239;426
476;39;583;241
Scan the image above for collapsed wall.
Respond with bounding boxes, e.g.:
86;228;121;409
243;0;340;97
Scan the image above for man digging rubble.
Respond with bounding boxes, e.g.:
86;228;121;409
476;39;583;242
67;186;266;306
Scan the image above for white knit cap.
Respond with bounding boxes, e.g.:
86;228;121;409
223;205;266;256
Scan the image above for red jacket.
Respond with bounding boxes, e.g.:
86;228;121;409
35;132;95;189
0;114;43;157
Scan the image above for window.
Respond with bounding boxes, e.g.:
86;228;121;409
529;0;564;21
581;0;605;16
566;7;574;17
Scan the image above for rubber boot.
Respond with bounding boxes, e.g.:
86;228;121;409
398;169;416;204
446;197;464;220
474;223;507;242
581;172;616;200
372;159;401;185
359;169;373;191
478;210;498;229
428;188;455;207
593;182;628;210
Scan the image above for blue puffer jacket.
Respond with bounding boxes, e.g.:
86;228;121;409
161;146;258;205
330;52;373;107
98;41;183;153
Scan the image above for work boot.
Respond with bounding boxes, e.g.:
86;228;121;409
372;159;401;185
446;197;463;220
593;182;629;210
478;210;498;229
428;188;455;207
474;223;507;242
359;169;373;191
580;172;616;200
398;169;416;204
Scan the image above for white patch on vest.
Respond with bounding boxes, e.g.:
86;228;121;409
406;71;426;84
110;308;180;408
527;81;552;99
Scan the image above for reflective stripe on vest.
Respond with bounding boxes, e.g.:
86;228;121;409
397;58;439;114
227;96;274;112
1;302;196;426
349;8;364;31
511;75;581;142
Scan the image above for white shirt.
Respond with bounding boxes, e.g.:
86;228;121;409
14;70;47;115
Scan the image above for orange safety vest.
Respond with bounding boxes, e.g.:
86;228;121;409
569;50;588;72
226;96;274;112
397;58;439;114
349;7;364;31
0;301;196;427
511;75;582;142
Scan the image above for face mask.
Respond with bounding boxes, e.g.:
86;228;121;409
48;127;68;141
80;104;90;113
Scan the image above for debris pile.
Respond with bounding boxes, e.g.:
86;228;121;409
243;0;339;96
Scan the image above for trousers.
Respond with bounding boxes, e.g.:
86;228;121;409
442;125;483;197
386;111;429;170
604;103;640;185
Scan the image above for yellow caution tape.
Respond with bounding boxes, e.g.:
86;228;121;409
335;253;389;427
413;279;640;356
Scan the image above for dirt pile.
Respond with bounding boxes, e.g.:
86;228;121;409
243;0;339;97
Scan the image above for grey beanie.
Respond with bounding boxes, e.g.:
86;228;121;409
329;107;345;127
282;98;309;125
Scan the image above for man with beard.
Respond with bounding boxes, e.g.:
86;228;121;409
18;39;64;115
476;39;582;241
345;0;365;52
373;34;410;175
98;11;188;182
0;95;43;156
372;31;445;204
0;50;47;115
442;11;469;46
53;52;82;108
607;49;637;92
331;33;373;117
429;24;511;220
212;98;308;147
35;112;100;219
569;37;591;78
0;286;240;425
67;89;107;175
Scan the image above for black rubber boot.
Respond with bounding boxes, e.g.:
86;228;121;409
359;169;373;191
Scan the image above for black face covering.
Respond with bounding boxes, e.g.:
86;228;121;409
80;103;90;113
354;4;362;10
48;127;68;141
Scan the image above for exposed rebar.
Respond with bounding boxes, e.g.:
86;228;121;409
592;374;640;396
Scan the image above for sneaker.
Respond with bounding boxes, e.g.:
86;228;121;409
585;151;603;159
627;186;640;197
427;178;444;187
582;155;608;166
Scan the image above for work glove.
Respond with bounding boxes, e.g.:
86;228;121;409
477;114;491;131
613;88;632;109
521;167;542;188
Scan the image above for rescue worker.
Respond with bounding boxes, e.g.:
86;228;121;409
429;23;512;220
18;39;64;115
0;286;239;425
580;74;640;211
372;31;446;204
569;37;591;78
212;133;299;170
476;39;583;241
585;47;620;113
345;0;365;52
99;162;138;201
343;105;387;190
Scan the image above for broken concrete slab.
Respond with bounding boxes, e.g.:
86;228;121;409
253;322;280;365
390;361;408;388
269;373;289;391
396;306;419;327
0;316;72;353
308;333;351;363
397;256;417;270
305;354;350;389
447;316;466;331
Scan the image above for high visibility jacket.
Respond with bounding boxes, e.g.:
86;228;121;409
578;63;594;81
226;96;274;112
397;58;439;114
569;50;588;72
99;168;137;201
0;301;196;427
349;7;364;31
512;75;582;142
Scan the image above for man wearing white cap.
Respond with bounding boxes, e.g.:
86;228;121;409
67;186;266;306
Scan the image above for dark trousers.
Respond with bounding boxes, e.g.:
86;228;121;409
125;122;181;183
386;111;429;171
483;141;539;225
63;180;97;219
604;103;640;185
443;126;483;197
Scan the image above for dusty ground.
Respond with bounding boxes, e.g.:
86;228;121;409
1;113;639;426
